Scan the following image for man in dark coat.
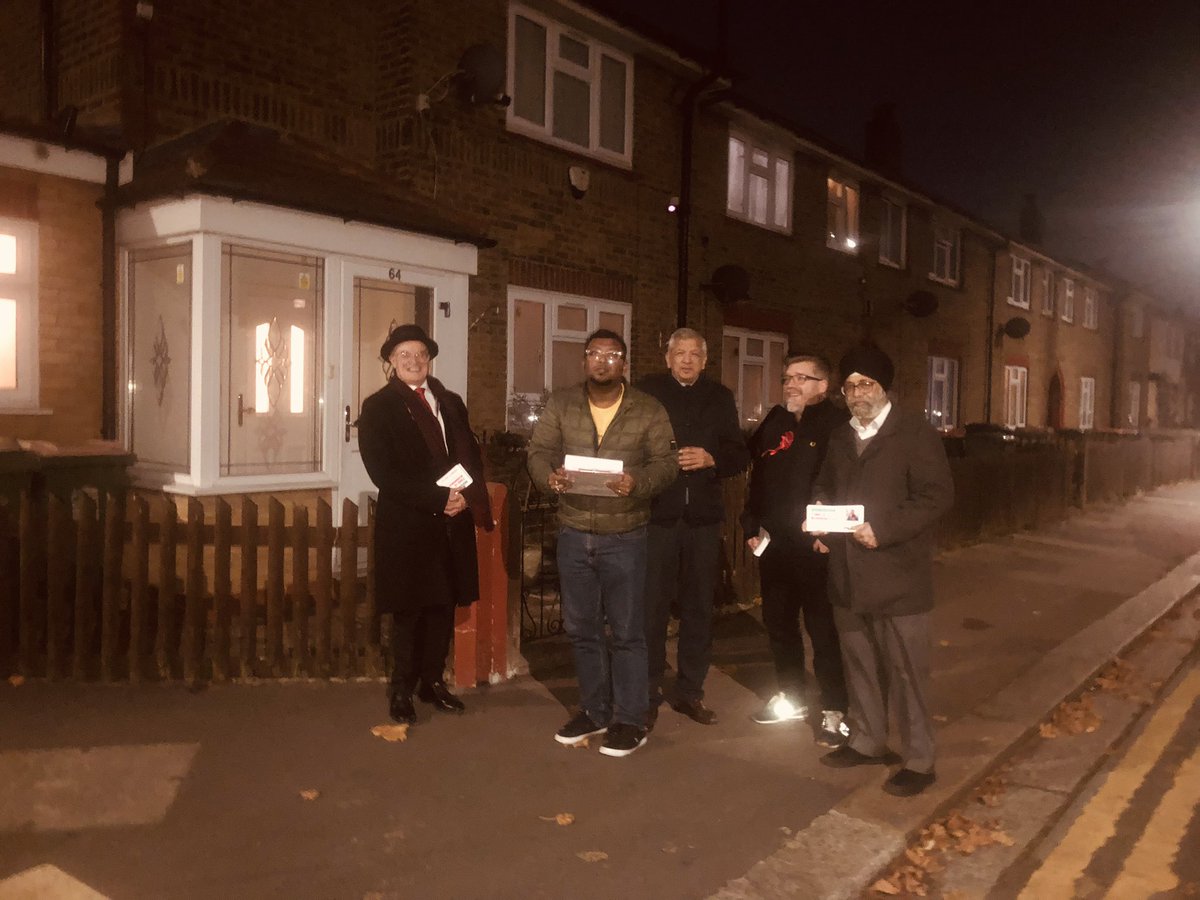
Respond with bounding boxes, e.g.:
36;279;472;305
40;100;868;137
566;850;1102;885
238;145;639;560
637;327;748;727
742;353;850;746
357;324;492;725
812;343;953;797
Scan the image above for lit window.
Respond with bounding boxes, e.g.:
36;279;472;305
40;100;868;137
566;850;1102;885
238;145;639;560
1060;279;1075;323
1004;365;1027;428
720;327;787;430
925;356;959;429
1079;376;1095;430
0;218;38;410
930;224;961;286
727;131;792;233
879;198;906;267
1008;257;1031;309
1083;287;1098;329
826;176;859;252
1040;271;1054;317
507;4;633;166
507;288;630;429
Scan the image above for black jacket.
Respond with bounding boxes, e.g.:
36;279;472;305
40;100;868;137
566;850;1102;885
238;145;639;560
741;398;849;548
636;372;749;525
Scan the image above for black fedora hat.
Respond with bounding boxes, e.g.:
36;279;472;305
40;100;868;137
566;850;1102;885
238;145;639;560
380;324;438;362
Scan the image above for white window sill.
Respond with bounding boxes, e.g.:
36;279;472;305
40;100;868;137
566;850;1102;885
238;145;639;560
0;407;53;416
878;258;905;270
826;239;859;255
725;211;792;236
505;120;632;171
161;478;339;497
1006;298;1030;309
928;274;960;288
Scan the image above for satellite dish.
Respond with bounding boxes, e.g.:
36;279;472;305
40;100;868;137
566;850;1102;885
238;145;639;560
457;44;506;103
903;290;939;318
1001;316;1031;339
709;265;751;304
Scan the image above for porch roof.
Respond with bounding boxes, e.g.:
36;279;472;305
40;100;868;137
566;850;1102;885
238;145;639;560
113;119;495;249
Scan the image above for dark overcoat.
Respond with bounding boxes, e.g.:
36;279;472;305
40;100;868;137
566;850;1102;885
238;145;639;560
356;377;491;614
812;406;954;616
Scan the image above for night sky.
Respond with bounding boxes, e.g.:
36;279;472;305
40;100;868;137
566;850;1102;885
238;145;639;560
597;0;1200;312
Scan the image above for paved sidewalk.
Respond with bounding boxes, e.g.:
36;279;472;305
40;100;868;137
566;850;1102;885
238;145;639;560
1;482;1199;900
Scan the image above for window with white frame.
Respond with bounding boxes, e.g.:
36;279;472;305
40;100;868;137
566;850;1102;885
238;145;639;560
930;224;961;285
720;327;786;430
726;131;791;232
1127;380;1140;428
1130;305;1144;338
1060;278;1075;323
0;217;39;410
508;288;631;427
1079;376;1095;430
507;4;633;166
826;176;860;252
1009;256;1031;309
1082;287;1098;329
879;197;906;267
1040;271;1054;317
1003;365;1028;428
925;356;959;430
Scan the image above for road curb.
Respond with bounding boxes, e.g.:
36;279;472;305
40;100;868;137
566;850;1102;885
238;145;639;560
708;548;1200;900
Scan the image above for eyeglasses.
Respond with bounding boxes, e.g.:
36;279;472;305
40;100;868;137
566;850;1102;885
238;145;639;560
585;350;625;362
841;379;880;396
393;350;430;363
782;373;824;385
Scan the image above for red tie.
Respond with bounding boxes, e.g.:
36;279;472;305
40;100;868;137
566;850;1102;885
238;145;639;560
416;386;433;413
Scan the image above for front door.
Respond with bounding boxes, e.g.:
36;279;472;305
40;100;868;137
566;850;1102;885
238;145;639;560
335;261;467;524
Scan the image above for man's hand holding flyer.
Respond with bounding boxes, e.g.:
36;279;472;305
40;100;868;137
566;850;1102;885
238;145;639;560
804;504;866;534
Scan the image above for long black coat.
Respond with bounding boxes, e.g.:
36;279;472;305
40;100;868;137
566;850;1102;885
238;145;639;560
356;378;490;614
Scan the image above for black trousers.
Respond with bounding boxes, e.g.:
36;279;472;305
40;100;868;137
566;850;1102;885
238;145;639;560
645;519;722;703
389;604;455;691
758;539;848;712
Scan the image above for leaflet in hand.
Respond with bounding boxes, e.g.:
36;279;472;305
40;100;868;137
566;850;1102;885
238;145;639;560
437;463;473;490
804;504;865;533
752;527;771;558
563;454;623;497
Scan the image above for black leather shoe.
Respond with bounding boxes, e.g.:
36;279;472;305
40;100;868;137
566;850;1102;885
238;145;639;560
820;745;895;768
389;691;416;724
668;697;717;725
883;768;936;797
418;680;466;713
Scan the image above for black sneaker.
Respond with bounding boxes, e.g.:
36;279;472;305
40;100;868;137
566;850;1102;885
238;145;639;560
599;722;648;757
555;711;607;746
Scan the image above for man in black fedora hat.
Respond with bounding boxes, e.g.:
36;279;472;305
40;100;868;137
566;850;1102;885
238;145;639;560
357;323;492;725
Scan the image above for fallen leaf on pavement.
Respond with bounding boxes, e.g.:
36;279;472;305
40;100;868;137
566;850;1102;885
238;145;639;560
1039;722;1059;738
370;723;409;742
932;714;949;723
870;877;902;895
778;826;792;836
300;789;320;801
563;737;591;750
577;850;608;863
539;813;575;825
938;639;951;647
8;675;24;687
661;843;678;854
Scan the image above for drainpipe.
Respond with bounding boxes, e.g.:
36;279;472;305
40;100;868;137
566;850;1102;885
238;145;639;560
983;240;998;423
676;70;720;329
1109;291;1125;428
40;0;56;121
101;157;119;440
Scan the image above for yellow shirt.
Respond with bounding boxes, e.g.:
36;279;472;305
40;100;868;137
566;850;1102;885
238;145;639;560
589;384;624;443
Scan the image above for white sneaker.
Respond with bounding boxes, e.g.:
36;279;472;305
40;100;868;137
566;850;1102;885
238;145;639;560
752;692;808;724
817;709;850;747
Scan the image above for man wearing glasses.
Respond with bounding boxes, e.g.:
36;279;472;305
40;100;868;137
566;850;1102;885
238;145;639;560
527;329;677;757
811;343;953;797
742;354;850;746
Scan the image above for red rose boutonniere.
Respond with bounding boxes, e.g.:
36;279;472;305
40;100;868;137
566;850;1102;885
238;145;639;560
764;430;794;457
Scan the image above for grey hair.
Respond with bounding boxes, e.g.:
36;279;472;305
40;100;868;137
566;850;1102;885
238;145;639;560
667;327;707;354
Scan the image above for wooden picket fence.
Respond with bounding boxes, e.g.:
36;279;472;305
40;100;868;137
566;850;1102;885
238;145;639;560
0;487;495;683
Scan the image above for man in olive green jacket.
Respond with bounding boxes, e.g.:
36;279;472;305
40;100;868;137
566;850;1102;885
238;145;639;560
527;329;677;758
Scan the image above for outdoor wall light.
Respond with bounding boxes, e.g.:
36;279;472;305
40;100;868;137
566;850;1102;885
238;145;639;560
667;196;680;213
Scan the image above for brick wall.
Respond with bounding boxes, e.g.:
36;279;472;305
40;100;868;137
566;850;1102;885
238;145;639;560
0;168;105;443
0;0;43;121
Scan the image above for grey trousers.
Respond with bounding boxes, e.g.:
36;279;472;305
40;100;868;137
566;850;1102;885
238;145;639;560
833;607;935;774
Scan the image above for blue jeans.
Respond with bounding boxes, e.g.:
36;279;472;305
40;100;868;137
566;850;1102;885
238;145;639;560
557;525;649;727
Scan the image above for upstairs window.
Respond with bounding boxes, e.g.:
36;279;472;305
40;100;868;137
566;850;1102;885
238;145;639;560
879;197;906;267
826;176;860;252
1060;278;1075;323
0;218;39;411
1008;256;1031;309
727;131;791;232
1040;271;1054;317
508;4;633;166
1083;287;1098;329
930;224;961;286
